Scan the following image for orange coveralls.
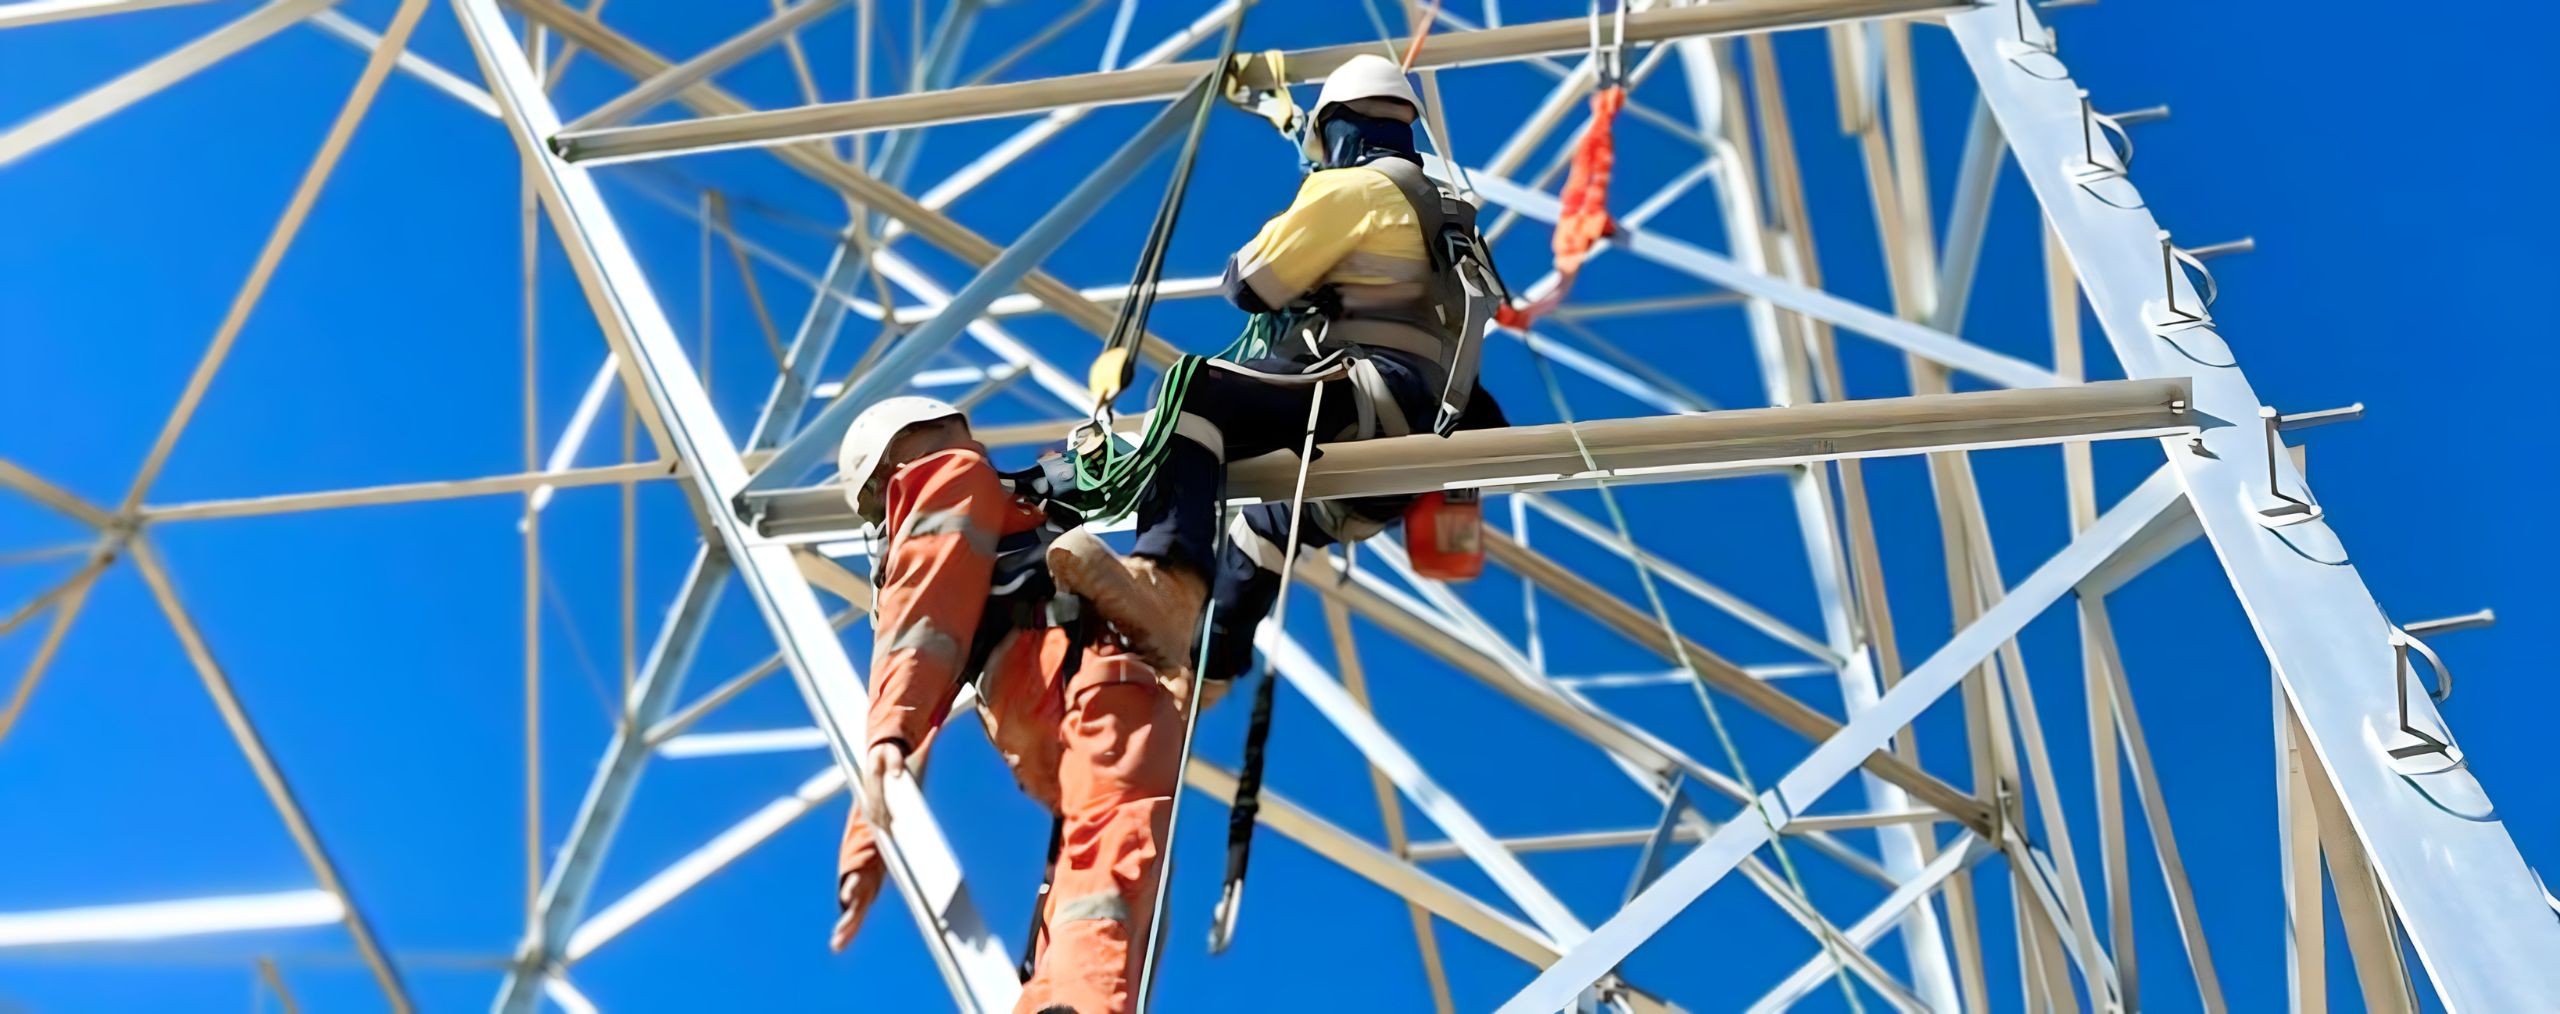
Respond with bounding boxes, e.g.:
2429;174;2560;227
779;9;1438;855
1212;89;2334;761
838;445;1181;1014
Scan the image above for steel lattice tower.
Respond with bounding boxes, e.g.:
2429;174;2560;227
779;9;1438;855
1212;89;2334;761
2;1;2551;1011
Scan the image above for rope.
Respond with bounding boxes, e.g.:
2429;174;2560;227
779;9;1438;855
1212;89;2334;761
1052;5;1266;524
1398;0;1444;70
1132;506;1236;1011
1525;349;1868;1012
1205;380;1332;954
1086;3;1254;414
1494;7;1629;331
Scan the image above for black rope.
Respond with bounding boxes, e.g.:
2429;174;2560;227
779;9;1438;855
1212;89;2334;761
1216;661;1281;929
1093;2;1252;409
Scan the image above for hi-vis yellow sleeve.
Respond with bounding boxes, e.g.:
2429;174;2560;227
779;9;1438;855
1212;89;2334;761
1226;167;1428;310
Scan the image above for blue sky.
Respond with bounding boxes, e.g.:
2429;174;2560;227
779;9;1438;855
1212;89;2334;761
2;1;2555;1011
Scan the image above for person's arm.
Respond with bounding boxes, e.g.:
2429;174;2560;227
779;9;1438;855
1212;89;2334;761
863;448;1007;756
1221;170;1382;312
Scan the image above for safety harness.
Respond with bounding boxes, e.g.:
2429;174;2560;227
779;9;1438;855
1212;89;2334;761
1014;155;1505;541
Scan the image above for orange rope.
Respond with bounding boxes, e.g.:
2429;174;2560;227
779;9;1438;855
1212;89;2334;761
1398;0;1444;70
1497;85;1623;331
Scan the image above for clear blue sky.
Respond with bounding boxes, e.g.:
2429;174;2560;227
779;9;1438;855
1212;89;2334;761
3;1;2554;1010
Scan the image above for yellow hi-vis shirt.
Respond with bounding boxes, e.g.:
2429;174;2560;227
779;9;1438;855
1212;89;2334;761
1225;165;1432;320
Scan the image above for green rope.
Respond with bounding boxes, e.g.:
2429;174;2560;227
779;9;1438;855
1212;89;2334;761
1064;309;1309;524
1527;348;1871;1013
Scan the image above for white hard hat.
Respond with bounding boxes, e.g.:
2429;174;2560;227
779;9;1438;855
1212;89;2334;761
1300;53;1422;162
837;395;964;521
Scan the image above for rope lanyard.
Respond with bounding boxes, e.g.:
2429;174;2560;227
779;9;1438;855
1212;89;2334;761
1202;379;1330;955
1496;2;1628;331
1526;347;1869;1013
1084;2;1255;418
1134;402;1329;1010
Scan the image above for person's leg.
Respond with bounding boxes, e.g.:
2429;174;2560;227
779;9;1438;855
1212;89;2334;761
1056;356;1365;673
1188;350;1450;685
1197;503;1337;684
1015;648;1180;1014
1129;357;1349;578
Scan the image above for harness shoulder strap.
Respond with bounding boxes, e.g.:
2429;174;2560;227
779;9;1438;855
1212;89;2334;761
1361;158;1453;264
1362;158;1495;433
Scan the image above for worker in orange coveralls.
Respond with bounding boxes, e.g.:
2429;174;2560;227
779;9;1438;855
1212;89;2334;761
826;395;1184;1014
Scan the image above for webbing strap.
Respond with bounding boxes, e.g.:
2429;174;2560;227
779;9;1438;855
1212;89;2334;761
1090;9;1250;411
1018;814;1067;982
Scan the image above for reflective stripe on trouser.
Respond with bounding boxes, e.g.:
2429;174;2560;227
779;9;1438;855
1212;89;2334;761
1132;350;1440;577
1190;376;1516;685
836;628;1178;1014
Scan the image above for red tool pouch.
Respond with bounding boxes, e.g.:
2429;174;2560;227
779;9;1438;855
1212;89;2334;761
1402;488;1485;582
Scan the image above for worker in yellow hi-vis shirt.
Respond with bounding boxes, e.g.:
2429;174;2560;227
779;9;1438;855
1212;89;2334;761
1049;53;1512;700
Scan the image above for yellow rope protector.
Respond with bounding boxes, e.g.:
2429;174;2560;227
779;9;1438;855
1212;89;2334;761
1086;346;1134;409
1221;49;1302;138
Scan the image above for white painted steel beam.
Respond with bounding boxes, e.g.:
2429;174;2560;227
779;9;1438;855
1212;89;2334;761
451;6;1021;1011
1446;157;2064;390
0;890;343;948
0;0;339;168
564;768;845;961
1952;2;2560;1005
307;9;498;118
0;0;207;30
1495;465;2188;1012
1751;835;1994;1013
563;0;847;133
141;461;678;521
549;0;1968;163
1257;630;1591;944
750;379;2193;538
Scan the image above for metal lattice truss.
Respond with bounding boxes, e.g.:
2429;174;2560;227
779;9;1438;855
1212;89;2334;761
5;0;2555;1011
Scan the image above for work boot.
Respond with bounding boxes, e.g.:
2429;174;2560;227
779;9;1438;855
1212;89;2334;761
1048;528;1207;672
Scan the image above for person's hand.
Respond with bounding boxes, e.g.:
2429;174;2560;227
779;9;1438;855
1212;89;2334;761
830;871;867;953
857;741;906;832
1195;675;1230;713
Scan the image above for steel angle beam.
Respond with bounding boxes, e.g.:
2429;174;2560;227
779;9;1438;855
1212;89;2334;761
1180;762;1679;1014
1950;2;2560;1006
0;0;207;30
451;5;1021;1011
1495;466;2189;1012
548;0;1966;163
503;0;1190;374
744;89;1208;491
748;379;2193;538
0;0;340;168
563;0;849;133
1445;156;2063;391
1256;630;1590;943
1751;834;1996;1013
141;460;680;522
1484;531;1991;832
